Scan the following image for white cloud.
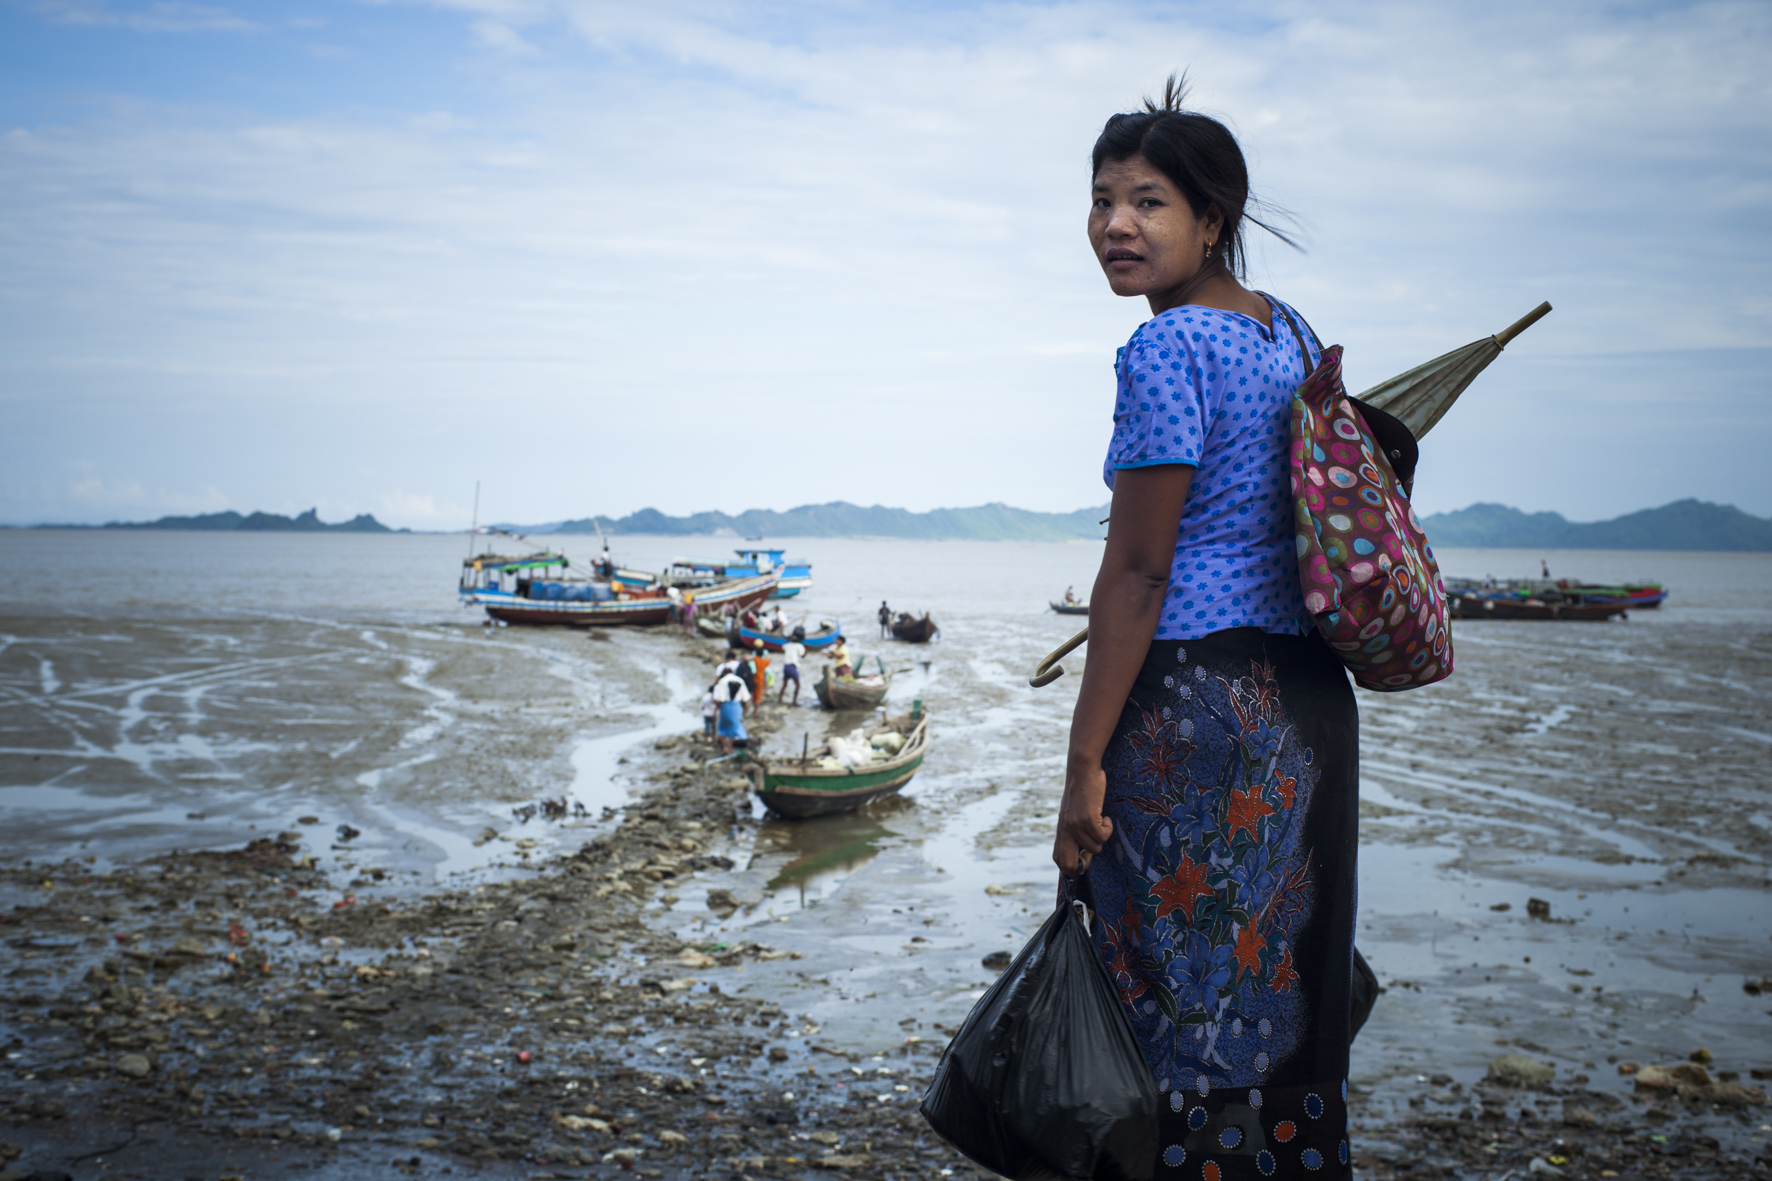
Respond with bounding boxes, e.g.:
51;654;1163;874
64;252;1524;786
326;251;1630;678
57;464;232;520
377;490;464;526
1;0;1769;528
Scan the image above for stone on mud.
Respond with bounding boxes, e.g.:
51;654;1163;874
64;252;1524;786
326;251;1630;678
113;1053;151;1078
1487;1054;1554;1088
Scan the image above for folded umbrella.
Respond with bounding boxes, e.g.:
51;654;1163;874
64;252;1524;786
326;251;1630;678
1354;300;1551;439
1029;301;1553;687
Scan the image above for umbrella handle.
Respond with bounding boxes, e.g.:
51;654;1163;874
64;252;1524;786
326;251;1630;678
1030;625;1089;687
1495;301;1552;349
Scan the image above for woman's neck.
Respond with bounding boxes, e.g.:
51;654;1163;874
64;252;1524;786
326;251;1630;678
1147;267;1272;330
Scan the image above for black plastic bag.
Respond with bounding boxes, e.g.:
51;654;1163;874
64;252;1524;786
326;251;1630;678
919;891;1158;1181
1350;947;1380;1039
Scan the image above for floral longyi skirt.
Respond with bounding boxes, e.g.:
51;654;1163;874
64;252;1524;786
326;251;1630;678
1083;627;1358;1181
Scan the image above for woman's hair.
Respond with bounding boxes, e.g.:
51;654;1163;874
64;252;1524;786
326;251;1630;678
1091;73;1297;277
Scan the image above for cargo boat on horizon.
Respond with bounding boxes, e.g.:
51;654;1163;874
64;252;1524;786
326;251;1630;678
1444;576;1667;622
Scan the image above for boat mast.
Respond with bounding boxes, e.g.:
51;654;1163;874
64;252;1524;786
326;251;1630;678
467;480;481;559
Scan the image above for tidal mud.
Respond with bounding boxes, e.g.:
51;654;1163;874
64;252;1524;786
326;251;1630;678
3;705;1769;1180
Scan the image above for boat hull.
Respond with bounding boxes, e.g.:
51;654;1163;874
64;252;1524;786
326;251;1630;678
769;567;814;599
755;759;925;818
1573;585;1667;608
476;573;777;627
484;599;673;626
890;614;939;643
729;622;844;653
813;668;890;710
748;714;929;819
1050;601;1089;615
1452;595;1627;622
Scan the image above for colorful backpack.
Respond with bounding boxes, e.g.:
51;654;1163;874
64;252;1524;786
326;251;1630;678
1272;305;1454;692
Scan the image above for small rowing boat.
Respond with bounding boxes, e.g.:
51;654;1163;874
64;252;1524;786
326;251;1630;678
813;656;891;710
729;620;844;653
890;612;939;643
1050;600;1089;616
745;707;930;819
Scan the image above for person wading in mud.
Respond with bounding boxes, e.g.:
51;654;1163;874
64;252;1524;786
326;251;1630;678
778;628;806;706
1054;75;1358;1179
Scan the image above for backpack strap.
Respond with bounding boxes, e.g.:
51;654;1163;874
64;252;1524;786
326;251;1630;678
1256;290;1317;378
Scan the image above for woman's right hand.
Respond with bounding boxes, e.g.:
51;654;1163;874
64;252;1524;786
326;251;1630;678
1052;465;1194;879
1054;753;1114;877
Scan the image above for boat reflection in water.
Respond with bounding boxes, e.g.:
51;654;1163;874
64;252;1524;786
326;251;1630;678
758;807;909;910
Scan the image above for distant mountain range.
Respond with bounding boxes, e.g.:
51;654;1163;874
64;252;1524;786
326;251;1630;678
17;497;1770;550
511;501;1112;542
1419;499;1772;551
512;497;1771;550
33;508;400;533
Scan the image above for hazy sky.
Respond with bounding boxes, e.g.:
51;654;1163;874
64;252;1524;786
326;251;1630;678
2;0;1768;529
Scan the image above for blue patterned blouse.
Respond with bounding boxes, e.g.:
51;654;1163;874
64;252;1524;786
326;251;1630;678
1103;294;1322;641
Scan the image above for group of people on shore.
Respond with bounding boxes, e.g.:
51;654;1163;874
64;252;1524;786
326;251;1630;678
698;626;818;754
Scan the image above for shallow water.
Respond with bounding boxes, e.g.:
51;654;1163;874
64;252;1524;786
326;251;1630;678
2;530;1769;1114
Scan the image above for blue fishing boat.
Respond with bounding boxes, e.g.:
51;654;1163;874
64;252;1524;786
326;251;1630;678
664;548;812;599
728;619;844;653
460;550;776;626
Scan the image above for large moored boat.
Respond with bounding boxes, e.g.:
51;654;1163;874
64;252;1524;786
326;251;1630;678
653;548;812;599
460;549;776;626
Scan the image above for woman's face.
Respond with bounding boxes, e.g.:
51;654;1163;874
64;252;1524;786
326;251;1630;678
1089;154;1220;300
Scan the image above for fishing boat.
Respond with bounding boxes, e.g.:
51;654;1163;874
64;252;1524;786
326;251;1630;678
1570;582;1668;609
728;619;844;653
890;612;939;643
1050;600;1089;616
662;548;813;599
736;548;812;598
461;551;777;626
1450;594;1627;622
745;706;930;819
1444;576;1650;620
814;656;891;710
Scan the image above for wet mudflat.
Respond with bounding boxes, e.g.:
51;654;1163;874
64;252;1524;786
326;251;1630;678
2;532;1771;1179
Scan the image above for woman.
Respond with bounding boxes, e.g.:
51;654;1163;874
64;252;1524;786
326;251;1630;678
1057;77;1355;1180
711;666;750;755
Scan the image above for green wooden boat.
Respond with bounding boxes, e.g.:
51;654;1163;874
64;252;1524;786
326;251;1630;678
745;708;930;819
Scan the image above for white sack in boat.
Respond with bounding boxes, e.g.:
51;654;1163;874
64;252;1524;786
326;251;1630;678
827;735;880;768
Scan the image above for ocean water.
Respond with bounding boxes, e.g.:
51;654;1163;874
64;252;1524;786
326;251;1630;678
1;529;1769;1100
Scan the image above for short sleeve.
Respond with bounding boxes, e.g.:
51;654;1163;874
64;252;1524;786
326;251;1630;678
1103;312;1232;488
